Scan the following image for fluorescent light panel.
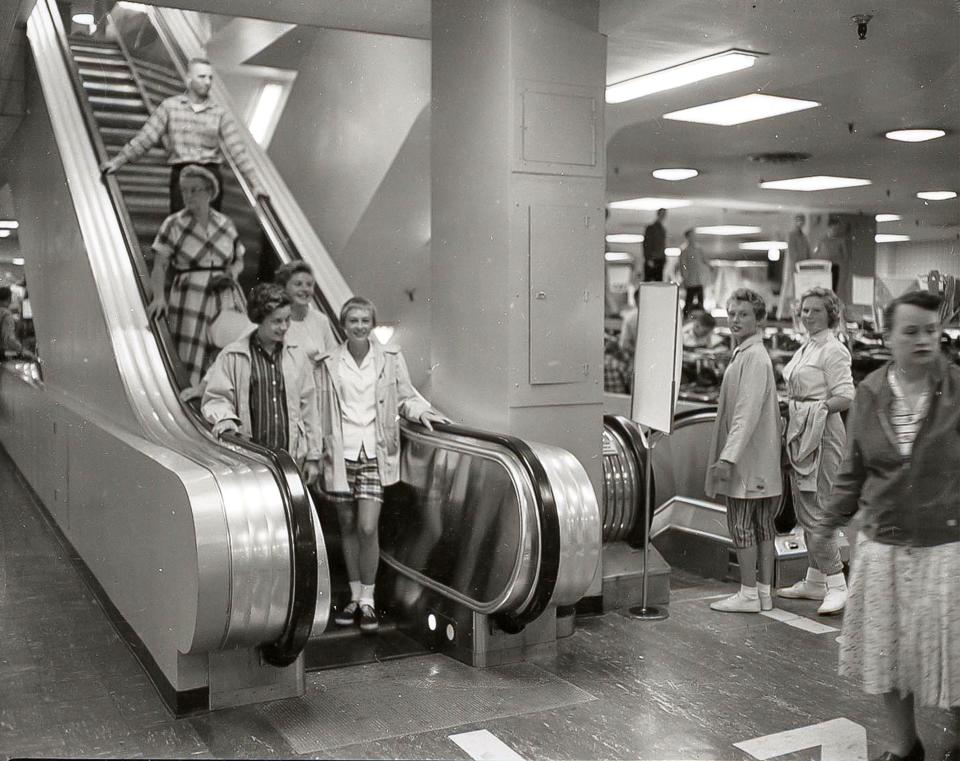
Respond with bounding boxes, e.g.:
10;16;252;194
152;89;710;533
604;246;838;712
72;13;95;24
606;50;759;104
664;93;819;126
876;234;910;243
875;213;901;222
118;2;150;10
760;175;871;192
652;168;699;181
665;247;682;257
917;190;957;201
12;257;25;265
885;129;946;143
0;230;10;238
609;197;691;211
696;225;762;236
606;234;645;244
605;252;634;262
0;221;16;229
740;240;787;250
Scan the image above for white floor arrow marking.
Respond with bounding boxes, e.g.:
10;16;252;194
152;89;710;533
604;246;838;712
450;729;526;761
735;717;867;761
761;607;839;634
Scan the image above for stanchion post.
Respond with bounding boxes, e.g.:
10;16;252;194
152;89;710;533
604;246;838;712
628;425;668;621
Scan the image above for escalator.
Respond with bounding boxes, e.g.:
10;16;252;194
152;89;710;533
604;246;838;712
0;0;602;712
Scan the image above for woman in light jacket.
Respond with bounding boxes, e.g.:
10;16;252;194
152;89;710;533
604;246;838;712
778;287;854;614
817;291;959;761
705;288;783;613
316;296;447;633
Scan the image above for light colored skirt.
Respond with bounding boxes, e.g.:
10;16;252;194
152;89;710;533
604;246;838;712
839;534;960;708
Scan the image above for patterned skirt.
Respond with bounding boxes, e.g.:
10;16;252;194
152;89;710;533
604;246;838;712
839;534;960;708
168;271;220;387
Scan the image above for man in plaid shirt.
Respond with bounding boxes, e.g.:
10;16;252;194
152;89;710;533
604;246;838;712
100;58;265;213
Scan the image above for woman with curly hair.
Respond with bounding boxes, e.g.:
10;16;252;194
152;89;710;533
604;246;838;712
778;287;855;615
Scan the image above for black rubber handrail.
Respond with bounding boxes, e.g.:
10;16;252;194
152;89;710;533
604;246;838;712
401;419;561;632
51;7;316;667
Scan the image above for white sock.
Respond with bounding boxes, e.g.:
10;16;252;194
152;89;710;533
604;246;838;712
740;584;759;599
757;583;771;597
349;580;362;602
360;583;375;608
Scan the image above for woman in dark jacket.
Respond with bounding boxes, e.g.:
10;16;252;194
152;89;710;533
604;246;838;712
817;291;959;761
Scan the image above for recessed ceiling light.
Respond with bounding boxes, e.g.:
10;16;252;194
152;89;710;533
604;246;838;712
72;12;95;25
696;225;763;236
605;252;634;263
916;190;957;201
663;93;820;126
0;220;18;229
740;240;787;251
665;247;682;257
760;175;872;192
609;197;692;211
0;230;10;238
12;257;24;265
606;234;645;244
875;234;911;243
606;50;759;104
652;168;699;181
767;248;781;262
885;129;946;143
875;214;901;222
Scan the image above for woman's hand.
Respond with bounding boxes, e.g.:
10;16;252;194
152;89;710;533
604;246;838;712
709;459;733;484
147;296;168;320
212;419;240;438
418;409;451;431
302;460;320;487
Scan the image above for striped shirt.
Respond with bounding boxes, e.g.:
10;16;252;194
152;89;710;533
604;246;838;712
887;367;931;459
248;333;289;453
117;93;257;184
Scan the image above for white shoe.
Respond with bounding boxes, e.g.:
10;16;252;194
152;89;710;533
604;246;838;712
777;579;827;600
710;591;761;613
817;574;847;615
758;591;774;611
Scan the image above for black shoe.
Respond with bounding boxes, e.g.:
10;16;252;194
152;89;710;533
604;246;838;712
333;601;359;627
872;740;925;761
359;604;379;634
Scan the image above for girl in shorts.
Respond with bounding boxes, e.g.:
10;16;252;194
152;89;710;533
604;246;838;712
316;297;447;633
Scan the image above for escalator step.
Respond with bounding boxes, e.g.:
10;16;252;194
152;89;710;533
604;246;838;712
93;110;150;126
82;80;140;96
72;54;129;68
77;67;134;82
88;95;148;112
69;43;123;57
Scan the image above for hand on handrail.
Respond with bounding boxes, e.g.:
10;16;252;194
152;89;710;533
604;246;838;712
302;460;320;487
147;296;168;320
212;419;240;438
99;157;121;175
418;409;452;431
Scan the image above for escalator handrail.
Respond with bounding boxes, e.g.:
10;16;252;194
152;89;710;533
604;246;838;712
49;7;317;667
141;9;345;339
403;419;560;629
603;414;654;546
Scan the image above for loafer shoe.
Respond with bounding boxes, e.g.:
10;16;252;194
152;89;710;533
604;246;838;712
710;592;761;613
777;579;827;600
359;604;379;633
333;601;359;627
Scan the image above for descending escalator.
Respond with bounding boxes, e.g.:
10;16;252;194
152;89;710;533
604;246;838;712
7;0;603;706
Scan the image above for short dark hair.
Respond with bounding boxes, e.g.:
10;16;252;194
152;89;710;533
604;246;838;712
274;261;313;287
883;291;942;331
0;286;10;303
726;288;767;320
339;296;377;328
691;310;716;329
247;283;290;324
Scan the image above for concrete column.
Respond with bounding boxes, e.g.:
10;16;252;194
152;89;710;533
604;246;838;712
431;0;606;496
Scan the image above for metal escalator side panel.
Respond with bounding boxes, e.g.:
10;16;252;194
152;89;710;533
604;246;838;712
525;441;601;608
26;0;300;657
379;425;540;615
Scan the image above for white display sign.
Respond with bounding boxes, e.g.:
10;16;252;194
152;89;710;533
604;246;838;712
851;275;874;306
630;283;682;434
794;258;833;296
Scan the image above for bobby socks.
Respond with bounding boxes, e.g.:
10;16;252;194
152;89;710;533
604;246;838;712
349;580;362;602
757;583;771;596
740;584;759;599
360;583;376;608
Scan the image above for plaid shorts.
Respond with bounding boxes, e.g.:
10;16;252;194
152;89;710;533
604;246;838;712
725;496;779;549
328;449;383;505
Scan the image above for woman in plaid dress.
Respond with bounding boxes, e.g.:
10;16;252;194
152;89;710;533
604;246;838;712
148;165;245;387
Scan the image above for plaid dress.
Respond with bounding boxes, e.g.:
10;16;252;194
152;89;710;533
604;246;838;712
152;208;245;386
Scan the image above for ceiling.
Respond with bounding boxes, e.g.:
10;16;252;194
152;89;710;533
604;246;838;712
3;0;958;254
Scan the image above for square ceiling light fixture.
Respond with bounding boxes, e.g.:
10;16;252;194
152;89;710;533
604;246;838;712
609;197;691;211
875;213;901;222
606;50;760;104
664;93;820;126
760;175;871;192
876;234;910;243
740;240;786;251
606;234;645;243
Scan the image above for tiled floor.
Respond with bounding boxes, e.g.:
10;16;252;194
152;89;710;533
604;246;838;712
0;447;952;760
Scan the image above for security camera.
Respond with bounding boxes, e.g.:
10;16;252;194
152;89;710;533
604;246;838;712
851;14;873;40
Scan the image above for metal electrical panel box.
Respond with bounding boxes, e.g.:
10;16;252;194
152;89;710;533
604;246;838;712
515;81;602;177
528;204;598;384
